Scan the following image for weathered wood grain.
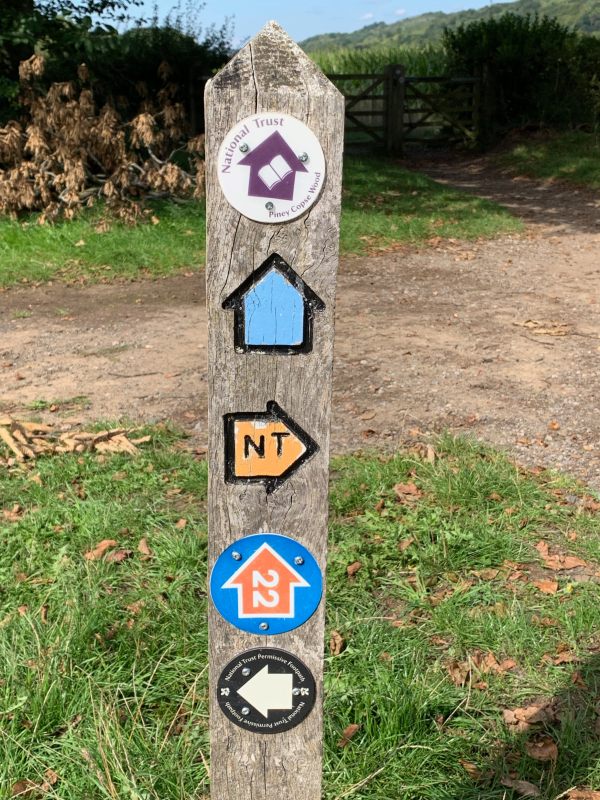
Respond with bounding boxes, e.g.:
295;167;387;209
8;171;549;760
204;20;344;800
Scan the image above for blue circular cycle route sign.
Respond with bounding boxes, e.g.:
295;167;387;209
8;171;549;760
210;533;323;635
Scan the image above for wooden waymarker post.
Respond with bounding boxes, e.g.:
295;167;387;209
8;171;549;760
204;20;344;800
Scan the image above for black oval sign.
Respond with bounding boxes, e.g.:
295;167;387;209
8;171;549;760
217;647;316;734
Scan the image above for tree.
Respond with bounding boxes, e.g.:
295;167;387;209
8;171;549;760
0;1;141;120
35;1;142;22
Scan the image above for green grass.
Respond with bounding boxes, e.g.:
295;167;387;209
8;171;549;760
0;157;521;288
25;396;91;413
497;131;600;190
341;158;521;252
2;431;600;798
0;201;204;288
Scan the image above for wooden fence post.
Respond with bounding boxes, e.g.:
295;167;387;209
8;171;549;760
204;20;344;800
385;63;405;155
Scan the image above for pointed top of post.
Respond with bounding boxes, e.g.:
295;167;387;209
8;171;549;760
208;19;338;97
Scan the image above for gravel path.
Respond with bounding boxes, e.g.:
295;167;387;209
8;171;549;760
1;156;599;488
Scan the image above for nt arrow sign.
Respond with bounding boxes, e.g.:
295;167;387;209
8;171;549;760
224;401;318;492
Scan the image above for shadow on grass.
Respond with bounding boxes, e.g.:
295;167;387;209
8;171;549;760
418;133;600;236
341;156;522;255
449;652;600;799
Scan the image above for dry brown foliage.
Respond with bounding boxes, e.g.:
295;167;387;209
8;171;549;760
0;55;205;222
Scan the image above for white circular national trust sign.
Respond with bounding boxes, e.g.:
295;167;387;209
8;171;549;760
217;112;326;224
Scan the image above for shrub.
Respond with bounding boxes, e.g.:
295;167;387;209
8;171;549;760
443;13;600;135
0;3;232;128
0;54;204;220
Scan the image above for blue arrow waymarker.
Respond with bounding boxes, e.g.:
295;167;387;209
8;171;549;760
222;253;325;354
210;533;323;635
245;269;304;346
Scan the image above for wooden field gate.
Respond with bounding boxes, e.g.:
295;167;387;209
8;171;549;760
327;65;480;152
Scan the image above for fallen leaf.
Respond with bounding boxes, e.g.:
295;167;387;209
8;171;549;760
552;650;580;665
105;549;132;563
583;497;600;512
337;723;360;748
175;518;187;529
548;420;561;431
2;503;24;522
130;435;151;445
571;670;587;688
394;482;423;503
502;702;557;733
11;780;38;798
532;615;559;627
346;561;362;578
525;735;558;761
535;541;587;570
446;658;470;686
398;536;415;552
535;540;549;558
84;539;118;561
329;630;345;655
471;568;500;581
513;319;570;336
532;579;559;595
41;769;59;790
138;538;153;559
501;777;541;797
496;656;517;672
556;555;587;570
126;600;145;615
40;605;48;625
460;760;483;780
567;790;600;799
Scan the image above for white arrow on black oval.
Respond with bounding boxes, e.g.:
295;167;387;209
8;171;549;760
237;665;293;718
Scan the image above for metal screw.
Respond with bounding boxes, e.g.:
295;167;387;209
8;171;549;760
265;201;274;211
294;556;304;566
239;143;249;153
298;152;309;162
259;622;269;631
242;667;251;677
232;551;242;561
292;687;301;696
241;706;250;716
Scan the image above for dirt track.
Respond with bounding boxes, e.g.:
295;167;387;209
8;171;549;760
1;156;600;486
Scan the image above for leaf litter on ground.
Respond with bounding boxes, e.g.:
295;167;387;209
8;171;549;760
0;416;151;464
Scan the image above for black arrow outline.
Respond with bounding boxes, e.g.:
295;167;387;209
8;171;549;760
224;401;318;493
222;253;325;355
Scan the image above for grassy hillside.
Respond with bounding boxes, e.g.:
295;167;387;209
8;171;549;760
301;0;599;50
